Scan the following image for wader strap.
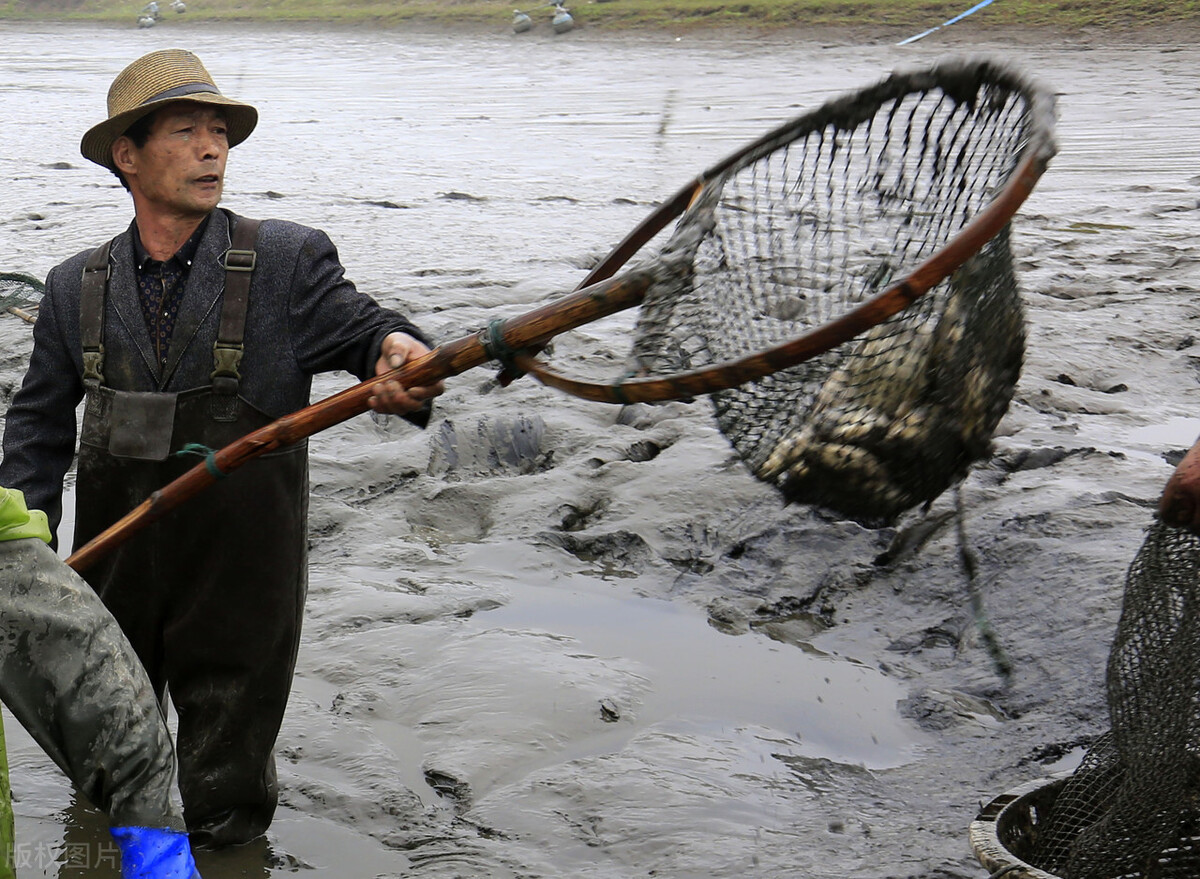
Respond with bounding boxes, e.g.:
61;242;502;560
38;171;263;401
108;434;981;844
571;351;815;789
80;240;112;392
212;216;260;398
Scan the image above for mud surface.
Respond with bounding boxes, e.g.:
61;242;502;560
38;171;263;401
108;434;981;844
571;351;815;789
1;20;1199;878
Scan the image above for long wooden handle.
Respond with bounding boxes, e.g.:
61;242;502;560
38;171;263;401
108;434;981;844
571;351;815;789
65;267;657;572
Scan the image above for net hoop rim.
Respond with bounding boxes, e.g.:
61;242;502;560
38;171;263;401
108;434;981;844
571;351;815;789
576;54;1058;294
521;55;1058;404
969;776;1068;879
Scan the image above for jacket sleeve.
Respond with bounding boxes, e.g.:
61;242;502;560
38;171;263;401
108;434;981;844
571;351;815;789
0;537;184;832
0;261;86;544
279;226;434;428
286;227;431;383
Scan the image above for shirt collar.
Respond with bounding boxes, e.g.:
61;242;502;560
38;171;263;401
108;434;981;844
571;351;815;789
132;213;212;271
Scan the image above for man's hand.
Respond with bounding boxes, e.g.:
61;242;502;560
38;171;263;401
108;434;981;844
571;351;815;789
1160;436;1200;535
368;332;444;415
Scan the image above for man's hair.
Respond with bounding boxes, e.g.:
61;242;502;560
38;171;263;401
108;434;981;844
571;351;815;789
113;111;156;191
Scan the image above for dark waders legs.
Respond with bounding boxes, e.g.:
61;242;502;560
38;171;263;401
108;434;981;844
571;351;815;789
74;400;308;849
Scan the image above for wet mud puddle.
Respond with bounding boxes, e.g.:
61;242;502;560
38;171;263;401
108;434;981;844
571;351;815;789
457;541;925;773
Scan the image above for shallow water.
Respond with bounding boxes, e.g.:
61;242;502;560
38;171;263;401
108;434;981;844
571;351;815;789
2;18;1200;879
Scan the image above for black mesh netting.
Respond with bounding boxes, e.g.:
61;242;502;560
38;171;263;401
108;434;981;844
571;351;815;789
626;58;1054;524
1028;519;1200;878
0;272;42;323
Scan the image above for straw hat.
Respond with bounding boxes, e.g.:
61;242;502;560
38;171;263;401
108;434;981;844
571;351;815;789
81;48;258;172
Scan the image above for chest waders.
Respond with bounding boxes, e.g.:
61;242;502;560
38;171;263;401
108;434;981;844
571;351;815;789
73;218;309;848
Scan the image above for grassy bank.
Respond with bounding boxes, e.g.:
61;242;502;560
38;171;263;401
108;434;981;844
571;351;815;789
3;0;1199;33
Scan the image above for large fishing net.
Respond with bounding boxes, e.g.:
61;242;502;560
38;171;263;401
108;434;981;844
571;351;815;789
1024;518;1200;878
626;58;1055;524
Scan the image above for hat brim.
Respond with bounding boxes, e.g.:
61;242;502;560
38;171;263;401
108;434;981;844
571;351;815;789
81;93;258;172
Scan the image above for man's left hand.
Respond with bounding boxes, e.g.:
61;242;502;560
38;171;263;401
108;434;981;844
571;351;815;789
368;333;444;415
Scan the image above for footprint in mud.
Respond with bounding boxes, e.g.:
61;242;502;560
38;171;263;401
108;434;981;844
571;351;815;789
554;496;610;531
899;688;1009;731
428;413;551;479
537;529;653;577
423;768;472;811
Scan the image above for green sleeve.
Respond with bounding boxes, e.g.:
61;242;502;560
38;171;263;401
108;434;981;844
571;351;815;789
0;489;50;545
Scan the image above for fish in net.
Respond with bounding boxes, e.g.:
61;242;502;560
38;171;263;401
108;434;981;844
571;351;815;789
624;59;1048;524
1026;519;1200;878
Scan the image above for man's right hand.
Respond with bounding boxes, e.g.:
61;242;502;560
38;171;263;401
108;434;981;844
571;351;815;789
1160;437;1200;534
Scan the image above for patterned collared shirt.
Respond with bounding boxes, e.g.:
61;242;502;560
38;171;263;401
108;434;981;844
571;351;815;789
133;216;210;370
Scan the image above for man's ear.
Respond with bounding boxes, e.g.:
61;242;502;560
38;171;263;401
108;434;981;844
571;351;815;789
111;136;136;176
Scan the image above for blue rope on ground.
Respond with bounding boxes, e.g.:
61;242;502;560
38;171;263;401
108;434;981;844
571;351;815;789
896;0;998;45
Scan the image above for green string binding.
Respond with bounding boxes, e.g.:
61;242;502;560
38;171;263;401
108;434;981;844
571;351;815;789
174;443;227;479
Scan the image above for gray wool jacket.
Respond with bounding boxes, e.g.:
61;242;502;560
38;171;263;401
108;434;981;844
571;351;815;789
0;208;430;538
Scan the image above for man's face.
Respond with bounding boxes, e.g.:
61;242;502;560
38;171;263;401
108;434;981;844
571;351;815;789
115;102;229;218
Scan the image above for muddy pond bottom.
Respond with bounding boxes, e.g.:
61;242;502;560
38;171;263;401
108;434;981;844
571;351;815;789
456;541;922;769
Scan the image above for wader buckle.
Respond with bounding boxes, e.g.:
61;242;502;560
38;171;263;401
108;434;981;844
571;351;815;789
223;248;256;272
83;347;106;386
211;341;244;395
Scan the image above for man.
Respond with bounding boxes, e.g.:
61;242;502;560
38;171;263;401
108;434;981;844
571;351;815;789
0;486;198;879
0;48;442;847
